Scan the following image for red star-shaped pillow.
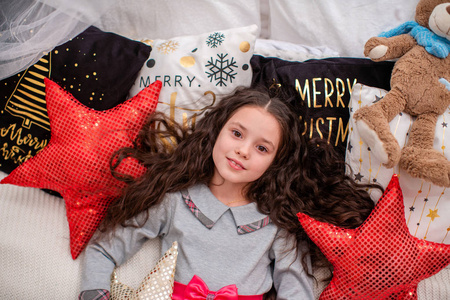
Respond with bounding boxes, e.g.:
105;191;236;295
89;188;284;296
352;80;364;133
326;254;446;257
1;78;161;259
298;175;450;299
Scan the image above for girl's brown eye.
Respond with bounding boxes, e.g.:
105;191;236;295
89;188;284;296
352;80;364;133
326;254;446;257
257;145;268;152
232;130;242;138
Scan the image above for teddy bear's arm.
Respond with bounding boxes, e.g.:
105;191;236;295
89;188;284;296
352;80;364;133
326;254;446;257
364;34;417;61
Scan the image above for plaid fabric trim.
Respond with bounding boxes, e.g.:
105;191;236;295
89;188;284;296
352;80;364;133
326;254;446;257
78;289;110;300
237;216;271;235
182;191;215;229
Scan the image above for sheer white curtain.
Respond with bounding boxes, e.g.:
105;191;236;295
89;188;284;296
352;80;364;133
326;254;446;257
0;0;263;81
0;0;116;80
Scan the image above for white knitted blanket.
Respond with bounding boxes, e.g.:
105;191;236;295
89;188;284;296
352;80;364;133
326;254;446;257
0;171;448;299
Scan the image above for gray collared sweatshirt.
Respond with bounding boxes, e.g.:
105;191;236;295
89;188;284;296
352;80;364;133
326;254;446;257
80;184;314;299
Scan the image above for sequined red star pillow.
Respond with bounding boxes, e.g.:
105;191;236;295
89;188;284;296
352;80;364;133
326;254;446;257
1;78;161;259
298;175;450;299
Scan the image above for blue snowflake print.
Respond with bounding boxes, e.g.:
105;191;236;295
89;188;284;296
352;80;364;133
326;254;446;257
206;32;225;48
205;53;237;87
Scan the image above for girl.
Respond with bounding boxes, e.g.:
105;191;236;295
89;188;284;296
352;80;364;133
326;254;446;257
79;86;377;299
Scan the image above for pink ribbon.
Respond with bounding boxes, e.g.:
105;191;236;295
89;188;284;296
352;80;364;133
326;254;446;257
183;275;239;300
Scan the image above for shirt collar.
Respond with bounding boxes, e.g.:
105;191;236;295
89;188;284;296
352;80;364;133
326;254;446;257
183;184;271;234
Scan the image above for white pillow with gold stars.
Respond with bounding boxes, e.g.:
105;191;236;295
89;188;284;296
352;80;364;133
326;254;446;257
346;83;450;244
128;25;257;128
111;241;178;300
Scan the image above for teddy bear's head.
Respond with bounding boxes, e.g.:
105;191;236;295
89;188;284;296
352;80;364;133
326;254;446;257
358;0;450;187
415;0;450;40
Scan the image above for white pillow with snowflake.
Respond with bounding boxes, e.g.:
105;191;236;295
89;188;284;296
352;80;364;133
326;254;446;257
128;25;257;127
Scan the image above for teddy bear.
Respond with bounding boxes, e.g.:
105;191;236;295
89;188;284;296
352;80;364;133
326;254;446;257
353;0;450;187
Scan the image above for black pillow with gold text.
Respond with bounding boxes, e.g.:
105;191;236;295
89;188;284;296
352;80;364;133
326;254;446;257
251;55;394;160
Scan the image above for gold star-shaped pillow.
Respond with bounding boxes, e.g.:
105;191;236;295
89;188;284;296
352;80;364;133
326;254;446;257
111;241;178;300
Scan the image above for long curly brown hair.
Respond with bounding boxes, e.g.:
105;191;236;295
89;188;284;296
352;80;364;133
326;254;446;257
103;85;381;294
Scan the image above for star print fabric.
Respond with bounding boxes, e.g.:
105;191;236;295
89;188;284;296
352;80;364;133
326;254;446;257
1;78;161;259
298;175;450;299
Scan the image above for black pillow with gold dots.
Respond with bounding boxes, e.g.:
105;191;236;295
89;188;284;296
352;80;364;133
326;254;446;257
0;26;151;174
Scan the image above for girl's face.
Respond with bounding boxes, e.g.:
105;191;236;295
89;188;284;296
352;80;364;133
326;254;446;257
211;105;281;189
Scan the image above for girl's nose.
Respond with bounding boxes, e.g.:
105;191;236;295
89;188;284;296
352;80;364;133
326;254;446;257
235;145;249;159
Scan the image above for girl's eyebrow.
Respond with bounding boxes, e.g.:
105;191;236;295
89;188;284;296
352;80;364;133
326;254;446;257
261;138;276;149
229;121;246;131
229;121;276;149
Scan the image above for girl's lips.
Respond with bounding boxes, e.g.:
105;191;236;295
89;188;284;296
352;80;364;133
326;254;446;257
227;158;245;170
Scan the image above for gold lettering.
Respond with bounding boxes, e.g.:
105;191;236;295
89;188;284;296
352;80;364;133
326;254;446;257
295;79;310;107
182;112;188;129
312;78;322;108
0;124;48;151
0;143;34;165
298;116;308;135
325;117;336;144
156;90;216;150
295;77;359;108
347;78;358;96
169;92;177;122
324;78;334;107
336;78;345;108
0;143;20;160
19;150;33;164
184;113;197;130
203;91;217;112
301;116;349;145
335;118;349;146
315;118;324;139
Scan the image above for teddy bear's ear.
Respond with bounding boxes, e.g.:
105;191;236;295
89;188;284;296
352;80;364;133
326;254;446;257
415;0;441;26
